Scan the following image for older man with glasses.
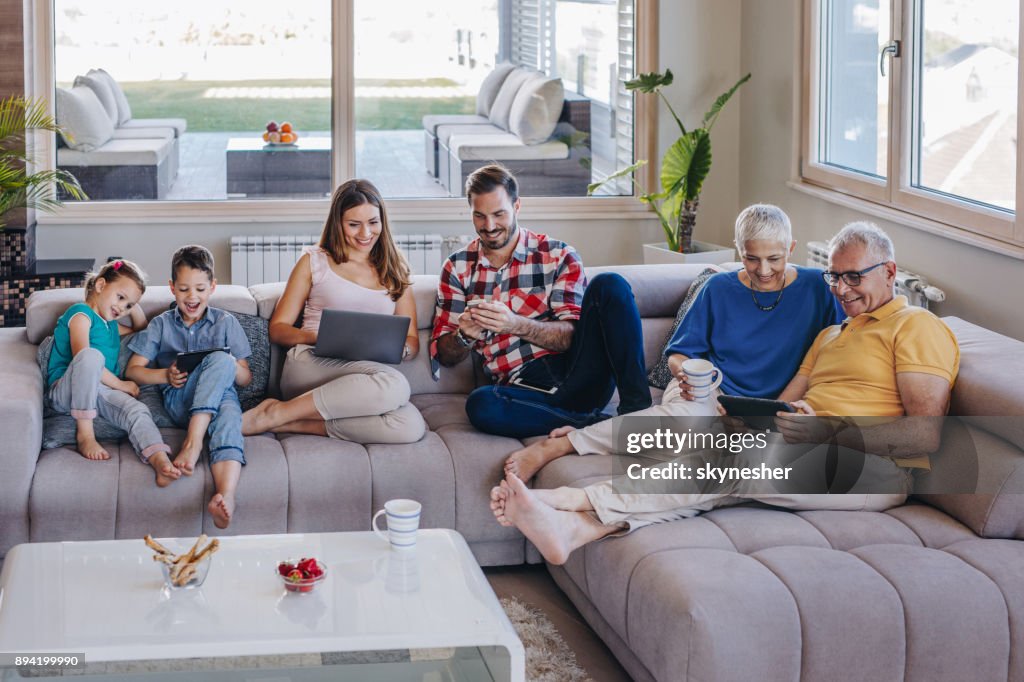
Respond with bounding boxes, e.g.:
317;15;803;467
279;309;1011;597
489;221;961;566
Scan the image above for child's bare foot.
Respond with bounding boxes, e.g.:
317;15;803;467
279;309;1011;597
504;435;576;481
149;452;181;487
242;399;279;435
489;480;513;526
208;492;235;529
173;439;203;475
76;433;110;460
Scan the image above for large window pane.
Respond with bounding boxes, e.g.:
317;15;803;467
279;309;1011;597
817;0;890;178
912;0;1018;212
354;0;635;198
54;1;332;202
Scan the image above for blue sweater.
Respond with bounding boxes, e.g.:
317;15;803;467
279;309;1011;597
666;266;843;398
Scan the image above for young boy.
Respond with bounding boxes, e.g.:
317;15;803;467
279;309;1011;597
126;245;252;528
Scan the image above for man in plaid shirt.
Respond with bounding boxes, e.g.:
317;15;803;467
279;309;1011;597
431;164;652;439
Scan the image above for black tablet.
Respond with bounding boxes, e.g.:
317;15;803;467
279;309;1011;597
175;347;231;374
717;395;796;417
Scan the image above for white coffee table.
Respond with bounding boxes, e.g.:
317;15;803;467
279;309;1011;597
0;530;524;680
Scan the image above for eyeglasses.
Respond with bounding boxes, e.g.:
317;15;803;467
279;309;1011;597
821;262;888;287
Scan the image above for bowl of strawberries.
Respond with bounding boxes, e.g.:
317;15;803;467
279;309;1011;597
277;556;326;593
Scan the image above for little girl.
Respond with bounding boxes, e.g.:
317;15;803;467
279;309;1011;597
46;259;177;486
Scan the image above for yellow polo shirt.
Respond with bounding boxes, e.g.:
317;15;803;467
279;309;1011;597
797;296;959;468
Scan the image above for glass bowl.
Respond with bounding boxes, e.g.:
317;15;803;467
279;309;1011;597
277;558;327;594
159;551;213;590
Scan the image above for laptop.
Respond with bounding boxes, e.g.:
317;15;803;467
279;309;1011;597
313;309;411;365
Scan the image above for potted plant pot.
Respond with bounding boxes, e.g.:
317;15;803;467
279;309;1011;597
642;241;735;265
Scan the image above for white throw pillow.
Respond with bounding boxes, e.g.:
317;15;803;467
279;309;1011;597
90;68;132;125
508;75;564;145
488;67;538;131
74;74;118;126
55;86;115;152
475;63;517;116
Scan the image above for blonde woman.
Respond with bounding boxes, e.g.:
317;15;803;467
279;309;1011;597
242;180;425;443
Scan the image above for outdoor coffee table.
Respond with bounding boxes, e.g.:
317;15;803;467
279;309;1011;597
225;136;332;197
0;529;524;680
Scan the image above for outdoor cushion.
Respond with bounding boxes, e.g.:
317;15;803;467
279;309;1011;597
56;138;170;167
488;67;538;131
422;114;489;135
90;68;132;125
73;73;118;126
475;62;517;116
121;118;188;138
448;133;569;161
436;123;506;146
646;267;720;389
55;86;114;152
110;126;175;141
508;75;564;145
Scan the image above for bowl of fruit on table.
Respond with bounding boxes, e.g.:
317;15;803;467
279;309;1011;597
277;556;326;593
263;121;298;145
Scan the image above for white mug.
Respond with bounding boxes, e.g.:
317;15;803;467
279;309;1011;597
372;499;421;550
681;358;723;401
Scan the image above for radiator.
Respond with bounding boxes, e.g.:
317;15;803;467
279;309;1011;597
230;234;448;286
806;241;946;309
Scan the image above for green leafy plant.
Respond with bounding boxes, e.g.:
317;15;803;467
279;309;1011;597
0;96;86;229
588;70;750;253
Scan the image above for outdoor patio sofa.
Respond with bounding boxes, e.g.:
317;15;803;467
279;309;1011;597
422;62;592;196
2;263;1022;681
55;69;186;200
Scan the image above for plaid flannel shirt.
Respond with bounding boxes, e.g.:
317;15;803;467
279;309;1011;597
430;228;586;381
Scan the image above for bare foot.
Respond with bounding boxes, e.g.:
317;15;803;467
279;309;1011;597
504;436;576;481
533;486;593;512
208;492;235;529
149;451;181;487
490;480;513;526
549;425;577;438
242;399;279;435
172;439;203;476
76;433;110;460
501;473;615;565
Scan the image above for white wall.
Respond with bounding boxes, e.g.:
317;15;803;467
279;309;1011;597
739;0;1024;340
36;0;745;284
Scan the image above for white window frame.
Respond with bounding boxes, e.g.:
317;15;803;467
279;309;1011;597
799;0;1024;249
29;0;658;225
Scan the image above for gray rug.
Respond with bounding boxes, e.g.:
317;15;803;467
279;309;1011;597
501;596;593;682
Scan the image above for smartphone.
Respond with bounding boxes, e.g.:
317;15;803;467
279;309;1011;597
175;347;231;374
510;375;558;394
716;396;796;417
465;299;488;308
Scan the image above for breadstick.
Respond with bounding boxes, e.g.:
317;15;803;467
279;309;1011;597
144;535;173;556
180;534;207;564
191;538;220;564
174;563;197;587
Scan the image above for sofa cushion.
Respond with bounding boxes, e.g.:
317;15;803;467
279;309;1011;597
488;67;537;131
56;138;170;167
232;312;270;411
120;118;187;138
475;62;517;116
90;68;132;125
110;126;175;141
646;267;719;389
422;114;489;136
508;75;564;145
55;86;114;152
449;133;569;161
73;73;118;126
437;123;506;146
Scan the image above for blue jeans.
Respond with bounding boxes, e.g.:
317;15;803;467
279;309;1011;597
163;351;246;465
465;272;651;439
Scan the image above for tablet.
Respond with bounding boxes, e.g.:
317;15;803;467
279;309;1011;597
176;347;231;374
717;396;796;417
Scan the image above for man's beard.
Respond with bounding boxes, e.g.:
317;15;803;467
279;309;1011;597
482;219;518;250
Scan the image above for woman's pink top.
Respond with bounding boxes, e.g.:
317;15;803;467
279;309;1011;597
301;247;396;333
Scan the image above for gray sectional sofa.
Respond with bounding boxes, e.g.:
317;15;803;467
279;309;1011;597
3;263;1022;681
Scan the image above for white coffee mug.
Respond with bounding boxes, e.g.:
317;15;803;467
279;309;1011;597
681;358;723;401
372;499;421;550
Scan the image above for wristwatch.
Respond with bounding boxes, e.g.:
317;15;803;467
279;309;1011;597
455;329;475;348
402;344;412;360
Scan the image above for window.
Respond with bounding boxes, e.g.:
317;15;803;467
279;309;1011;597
802;0;1023;246
37;0;652;212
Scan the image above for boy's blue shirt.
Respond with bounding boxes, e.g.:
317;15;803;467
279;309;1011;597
127;305;251;370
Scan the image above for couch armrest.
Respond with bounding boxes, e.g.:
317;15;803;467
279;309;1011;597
0;328;43;557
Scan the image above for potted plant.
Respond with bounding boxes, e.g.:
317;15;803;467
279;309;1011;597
589;70;750;263
0;95;85;230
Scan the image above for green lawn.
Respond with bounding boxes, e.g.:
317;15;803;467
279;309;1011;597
108;79;473;133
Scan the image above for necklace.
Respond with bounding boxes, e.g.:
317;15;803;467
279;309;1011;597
747;275;785;312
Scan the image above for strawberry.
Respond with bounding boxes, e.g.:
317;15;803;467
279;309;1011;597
278;561;295;577
287;569;304;583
